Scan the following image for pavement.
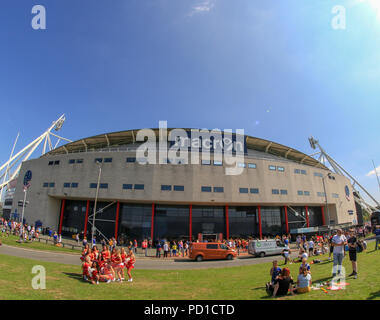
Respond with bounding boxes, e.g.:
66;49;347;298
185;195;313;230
0;243;302;270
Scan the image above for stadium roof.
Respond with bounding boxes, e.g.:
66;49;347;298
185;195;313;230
45;129;328;169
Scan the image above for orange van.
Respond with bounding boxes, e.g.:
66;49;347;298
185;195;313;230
189;242;237;261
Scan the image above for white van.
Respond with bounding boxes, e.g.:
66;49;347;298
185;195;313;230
248;240;288;257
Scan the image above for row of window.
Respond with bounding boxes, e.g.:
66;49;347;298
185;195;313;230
47;158;330;180
41;182;341;199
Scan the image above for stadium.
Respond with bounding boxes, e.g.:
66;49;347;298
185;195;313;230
6;126;359;243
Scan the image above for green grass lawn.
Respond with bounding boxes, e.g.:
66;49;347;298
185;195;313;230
0;234;80;255
0;242;379;300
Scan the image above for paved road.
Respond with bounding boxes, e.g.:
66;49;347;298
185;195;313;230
0;244;301;270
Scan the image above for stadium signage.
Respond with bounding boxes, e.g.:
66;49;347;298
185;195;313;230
135;121;246;175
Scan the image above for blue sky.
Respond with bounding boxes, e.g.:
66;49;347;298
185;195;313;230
0;0;379;203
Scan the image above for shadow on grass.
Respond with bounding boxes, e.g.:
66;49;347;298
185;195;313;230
367;291;380;300
63;272;87;282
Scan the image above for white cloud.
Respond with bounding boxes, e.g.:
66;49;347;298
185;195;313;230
188;0;215;17
367;164;380;177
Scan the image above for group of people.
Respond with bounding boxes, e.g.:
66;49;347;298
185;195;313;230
155;240;190;258
267;227;373;298
267;258;312;297
0;218;43;242
81;244;136;285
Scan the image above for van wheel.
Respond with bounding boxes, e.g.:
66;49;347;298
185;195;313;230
196;255;203;262
227;254;233;260
259;252;265;258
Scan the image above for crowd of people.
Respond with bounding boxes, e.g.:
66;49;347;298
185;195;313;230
266;227;373;298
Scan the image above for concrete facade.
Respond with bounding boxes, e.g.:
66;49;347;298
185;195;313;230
12;140;357;233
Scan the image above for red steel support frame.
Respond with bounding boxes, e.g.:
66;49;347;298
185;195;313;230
225;205;229;240
321;206;326;225
284;206;289;234
189;204;192;242
258;205;262;239
114;201;120;240
151;203;155;241
58;199;66;234
305;206;310;228
83;200;90;237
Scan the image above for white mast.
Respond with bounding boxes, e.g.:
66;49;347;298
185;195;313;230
309;136;380;212
0;115;72;193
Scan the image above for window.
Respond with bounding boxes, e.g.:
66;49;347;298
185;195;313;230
95;158;103;163
239;188;249;194
280;189;288;195
269;165;276;171
201;186;212;192
134;184;144;190
238;162;246;168
248;163;256;169
90;183;97;188
48;161;54;166
272;189;280;195
126;157;136;163
54;160;60;165
69;159;75;164
213;160;223;166
304;191;310;196
314;172;323;177
294;169;300;174
201;159;211;165
297;190;304;196
76;159;83;164
173;185;184;191
43;182;49;187
104;158;112;163
71;183;78;188
161;185;172;191
250;188;259;194
317;192;326;197
348;210;354;215
64;183;70;188
99;183;108;189
213;187;224;193
277;166;285;172
301;170;307;175
123;184;133;190
206;244;218;249
49;183;55;188
332;193;339;198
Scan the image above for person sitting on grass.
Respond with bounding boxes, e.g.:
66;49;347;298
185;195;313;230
297;266;312;293
293;248;308;263
271;268;295;298
268;260;281;286
299;258;311;275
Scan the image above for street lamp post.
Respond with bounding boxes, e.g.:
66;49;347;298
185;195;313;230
19;188;27;240
321;173;331;230
91;162;102;247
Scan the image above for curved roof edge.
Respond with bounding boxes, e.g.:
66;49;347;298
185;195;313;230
44;128;328;169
